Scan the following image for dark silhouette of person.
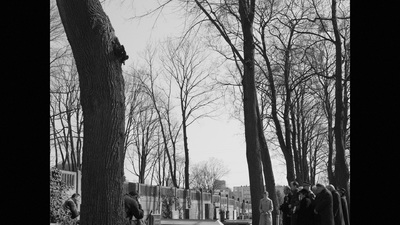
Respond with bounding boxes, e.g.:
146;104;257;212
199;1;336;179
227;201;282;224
124;190;144;224
339;188;350;225
63;193;80;219
279;186;292;225
297;189;314;225
289;181;300;225
314;184;334;225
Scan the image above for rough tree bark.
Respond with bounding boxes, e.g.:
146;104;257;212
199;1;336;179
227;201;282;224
57;0;126;224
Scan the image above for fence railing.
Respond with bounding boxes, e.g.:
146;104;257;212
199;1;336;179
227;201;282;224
61;170;76;188
125;182;252;220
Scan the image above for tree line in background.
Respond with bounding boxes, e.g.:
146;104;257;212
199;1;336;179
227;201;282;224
51;1;349;225
180;1;350;224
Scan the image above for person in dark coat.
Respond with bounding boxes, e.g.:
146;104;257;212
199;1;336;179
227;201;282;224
327;185;345;225
339;188;350;225
124;190;144;224
279;186;292;225
63;193;80;219
289;181;300;225
311;186;319;225
297;189;314;225
314;184;334;225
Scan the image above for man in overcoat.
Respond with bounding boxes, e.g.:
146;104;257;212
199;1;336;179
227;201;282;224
279;186;292;225
124;190;144;225
259;191;273;225
297;189;314;225
289;181;300;225
327;185;345;225
339;188;350;225
314;184;334;225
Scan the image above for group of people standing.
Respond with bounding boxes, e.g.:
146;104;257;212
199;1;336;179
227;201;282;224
279;181;350;225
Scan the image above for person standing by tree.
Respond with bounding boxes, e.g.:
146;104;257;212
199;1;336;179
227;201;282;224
63;193;80;221
327;185;344;225
314;184;334;225
339;188;350;225
289;181;300;225
259;191;273;225
241;200;246;219
124;191;144;225
279;186;292;225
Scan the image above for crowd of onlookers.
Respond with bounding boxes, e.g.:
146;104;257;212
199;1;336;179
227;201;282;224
278;181;350;225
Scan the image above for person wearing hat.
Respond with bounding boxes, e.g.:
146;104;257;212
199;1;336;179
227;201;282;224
297;189;314;225
124;190;144;224
339;188;350;225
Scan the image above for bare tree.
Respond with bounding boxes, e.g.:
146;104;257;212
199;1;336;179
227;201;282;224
57;0;127;224
160;36;219;190
190;157;230;191
293;0;350;193
189;1;278;224
129;45;185;187
124;68;162;184
50;0;69;68
50;53;84;173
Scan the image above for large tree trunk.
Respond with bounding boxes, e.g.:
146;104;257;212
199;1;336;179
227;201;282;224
238;1;264;225
192;1;265;223
331;0;349;192
57;0;126;224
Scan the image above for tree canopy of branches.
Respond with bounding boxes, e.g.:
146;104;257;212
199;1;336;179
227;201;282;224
160;36;220;189
190;157;230;191
50;0;83;173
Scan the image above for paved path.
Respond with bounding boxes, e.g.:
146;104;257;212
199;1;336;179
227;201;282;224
222;220;252;225
161;219;224;225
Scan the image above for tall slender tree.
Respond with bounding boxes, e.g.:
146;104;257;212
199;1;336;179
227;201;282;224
190;0;278;224
160;37;218;190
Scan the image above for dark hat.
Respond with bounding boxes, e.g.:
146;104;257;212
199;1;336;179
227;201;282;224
299;189;309;195
302;181;312;186
129;190;138;196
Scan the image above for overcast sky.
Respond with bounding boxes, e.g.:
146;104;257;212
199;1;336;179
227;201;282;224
102;0;288;188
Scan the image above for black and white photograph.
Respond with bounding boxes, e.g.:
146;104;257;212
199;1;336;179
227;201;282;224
50;1;350;225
